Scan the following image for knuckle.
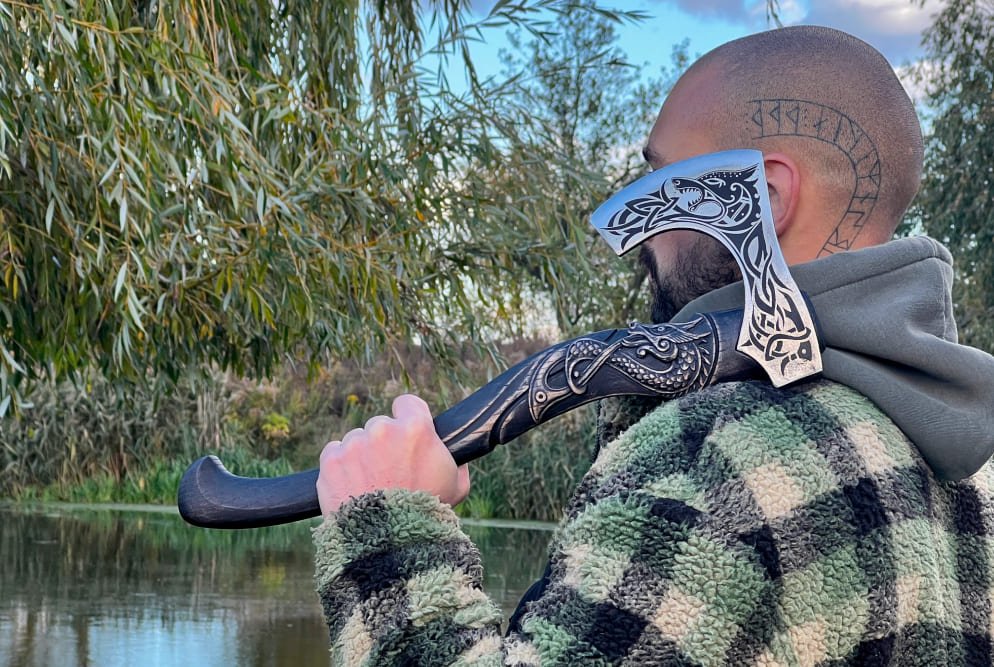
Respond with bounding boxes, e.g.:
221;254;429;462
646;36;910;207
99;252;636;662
394;393;430;418
340;427;365;447
402;413;433;442
319;440;342;466
364;415;393;439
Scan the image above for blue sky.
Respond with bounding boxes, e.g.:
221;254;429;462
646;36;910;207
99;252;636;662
459;0;938;97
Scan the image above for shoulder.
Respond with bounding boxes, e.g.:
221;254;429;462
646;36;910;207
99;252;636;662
539;381;990;664
600;379;920;477
571;379;928;529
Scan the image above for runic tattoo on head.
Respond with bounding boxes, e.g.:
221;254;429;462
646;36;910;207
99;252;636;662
750;98;881;256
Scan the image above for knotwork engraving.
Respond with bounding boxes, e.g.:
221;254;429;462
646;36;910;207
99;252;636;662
750;98;881;256
528;317;719;423
601;165;763;255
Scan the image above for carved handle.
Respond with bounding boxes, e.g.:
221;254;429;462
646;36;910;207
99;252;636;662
178;309;762;528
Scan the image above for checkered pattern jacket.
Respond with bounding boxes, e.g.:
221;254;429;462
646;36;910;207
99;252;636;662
314;380;994;665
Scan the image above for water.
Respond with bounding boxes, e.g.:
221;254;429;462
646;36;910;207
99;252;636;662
0;503;554;666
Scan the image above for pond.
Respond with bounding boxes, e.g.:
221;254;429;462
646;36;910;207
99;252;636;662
0;503;555;666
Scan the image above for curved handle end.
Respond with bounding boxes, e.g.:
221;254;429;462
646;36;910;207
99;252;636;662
178;455;321;529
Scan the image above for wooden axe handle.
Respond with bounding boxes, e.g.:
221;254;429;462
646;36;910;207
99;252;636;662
178;308;779;528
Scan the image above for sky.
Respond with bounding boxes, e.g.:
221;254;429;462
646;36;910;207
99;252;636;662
459;0;940;101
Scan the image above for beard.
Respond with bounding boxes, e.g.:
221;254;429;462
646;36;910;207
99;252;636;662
639;234;741;323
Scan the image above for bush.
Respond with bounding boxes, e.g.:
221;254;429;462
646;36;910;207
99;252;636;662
456;405;598;522
1;369;231;497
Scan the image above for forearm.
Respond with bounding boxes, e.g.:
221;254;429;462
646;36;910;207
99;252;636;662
314;489;505;666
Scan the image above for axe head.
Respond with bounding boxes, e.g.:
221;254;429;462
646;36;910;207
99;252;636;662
590;149;822;387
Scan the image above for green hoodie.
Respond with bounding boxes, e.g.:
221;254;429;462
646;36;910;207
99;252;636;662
674;235;994;481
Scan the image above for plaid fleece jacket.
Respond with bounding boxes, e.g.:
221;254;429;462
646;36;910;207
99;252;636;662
314;380;994;665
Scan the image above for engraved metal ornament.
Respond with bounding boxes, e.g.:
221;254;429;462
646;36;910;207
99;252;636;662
526;318;716;423
435;311;751;464
590;149;822;387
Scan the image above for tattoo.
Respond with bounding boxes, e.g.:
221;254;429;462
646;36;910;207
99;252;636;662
750;98;881;256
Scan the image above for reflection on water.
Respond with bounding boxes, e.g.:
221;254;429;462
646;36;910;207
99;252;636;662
0;504;553;666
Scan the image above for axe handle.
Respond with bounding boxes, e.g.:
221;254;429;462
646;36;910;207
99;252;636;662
178;309;763;528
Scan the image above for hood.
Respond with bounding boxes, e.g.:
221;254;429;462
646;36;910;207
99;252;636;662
674;236;994;482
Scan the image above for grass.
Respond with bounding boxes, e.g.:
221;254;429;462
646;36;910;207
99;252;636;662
14;450;294;505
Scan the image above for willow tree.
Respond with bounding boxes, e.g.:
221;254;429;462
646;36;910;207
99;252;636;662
0;0;647;413
499;6;688;332
915;0;994;353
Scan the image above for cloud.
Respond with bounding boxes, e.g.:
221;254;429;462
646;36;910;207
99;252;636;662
643;0;939;63
801;0;941;63
894;59;938;108
764;0;807;25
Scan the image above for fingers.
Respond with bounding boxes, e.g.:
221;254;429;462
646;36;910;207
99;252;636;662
455;464;471;505
324;402;425;468
362;415;394;443
319;440;341;465
392;393;431;420
341;397;432;446
391;394;435;444
393;393;430;414
340;427;365;448
317;393;466;517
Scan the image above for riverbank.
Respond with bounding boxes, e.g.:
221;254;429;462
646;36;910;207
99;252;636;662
10;451;293;506
0;339;595;521
3;348;597;521
0;500;558;532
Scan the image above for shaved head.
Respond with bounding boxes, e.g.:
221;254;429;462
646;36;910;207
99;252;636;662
641;25;924;321
666;25;923;248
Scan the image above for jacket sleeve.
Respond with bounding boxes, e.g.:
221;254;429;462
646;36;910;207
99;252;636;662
313;489;507;666
315;380;902;665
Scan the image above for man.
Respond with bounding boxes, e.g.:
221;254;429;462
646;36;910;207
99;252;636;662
313;26;994;665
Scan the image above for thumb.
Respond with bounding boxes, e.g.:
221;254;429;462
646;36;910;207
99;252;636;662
454;464;471;506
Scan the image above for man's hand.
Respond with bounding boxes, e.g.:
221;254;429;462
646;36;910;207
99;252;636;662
316;394;471;516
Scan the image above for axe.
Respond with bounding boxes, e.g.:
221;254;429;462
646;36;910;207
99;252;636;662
178;149;822;529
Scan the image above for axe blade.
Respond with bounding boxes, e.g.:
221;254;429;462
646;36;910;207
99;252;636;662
590;149;822;387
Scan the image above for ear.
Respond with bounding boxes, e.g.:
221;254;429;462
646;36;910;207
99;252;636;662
762;152;800;236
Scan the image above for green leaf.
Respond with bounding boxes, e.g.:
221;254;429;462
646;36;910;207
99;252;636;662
114;264;127;301
55;22;77;51
0;344;24;374
127;290;146;333
221;109;250;135
119;197;128;232
256;187;265;222
45;200;55;235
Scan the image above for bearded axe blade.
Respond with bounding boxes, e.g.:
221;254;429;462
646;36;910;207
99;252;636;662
590;149;822;387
